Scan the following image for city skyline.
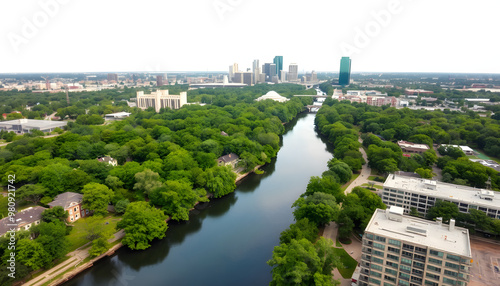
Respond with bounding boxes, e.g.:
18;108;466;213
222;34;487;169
1;0;500;74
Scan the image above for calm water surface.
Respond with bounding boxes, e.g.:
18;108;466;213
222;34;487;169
64;113;333;286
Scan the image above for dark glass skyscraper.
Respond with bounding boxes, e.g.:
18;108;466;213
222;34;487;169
273;56;283;80
339;57;351;86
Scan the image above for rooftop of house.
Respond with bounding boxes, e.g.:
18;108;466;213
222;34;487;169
218;153;239;163
0;206;46;236
47;192;83;209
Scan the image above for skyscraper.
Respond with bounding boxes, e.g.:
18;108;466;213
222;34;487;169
229;63;238;82
339;57;351;86
273;56;283;80
107;73;118;82
253;59;260;84
288;63;298;82
156;75;164;87
263;63;277;82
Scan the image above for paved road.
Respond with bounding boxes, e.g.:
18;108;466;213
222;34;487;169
23;229;125;286
345;138;372;194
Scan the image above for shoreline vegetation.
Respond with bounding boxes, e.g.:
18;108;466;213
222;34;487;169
12;85;314;286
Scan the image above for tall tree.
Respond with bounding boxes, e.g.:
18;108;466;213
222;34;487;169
82;183;114;216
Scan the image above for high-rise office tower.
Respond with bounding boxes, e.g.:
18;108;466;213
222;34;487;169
107;73;118;82
288;63;298;82
263;63;277;82
156;75;164;87
233;72;253;86
273;56;283;80
339;57;351;86
253;59;260;84
229;63;239;82
358;207;471;286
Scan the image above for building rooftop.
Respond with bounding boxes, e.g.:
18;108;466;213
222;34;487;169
366;207;471;258
218;153;239;163
384;174;500;210
0;119;67;129
255;91;289;102
397;140;429;151
105;112;131;118
440;144;474;152
0;206;46;236
47;192;83;209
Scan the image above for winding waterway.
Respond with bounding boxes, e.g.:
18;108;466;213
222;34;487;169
64;112;333;286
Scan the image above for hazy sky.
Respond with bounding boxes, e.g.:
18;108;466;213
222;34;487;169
1;0;499;74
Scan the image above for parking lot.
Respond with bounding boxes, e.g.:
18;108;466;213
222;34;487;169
470;237;500;286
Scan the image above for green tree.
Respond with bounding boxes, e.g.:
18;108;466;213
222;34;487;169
426;201;459;223
82;183;114;216
279;218;319;244
41;206;68;223
89;237;110;257
37;220;69;262
415;168;435;179
202;166;236;198
133;169;163;195
117;201;168;250
17;184;47;205
114;199;130;214
293;193;340;227
267;237;339;286
327;159;352;184
16;239;51;270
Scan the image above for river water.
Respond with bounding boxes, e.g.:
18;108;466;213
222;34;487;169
64;112;333;286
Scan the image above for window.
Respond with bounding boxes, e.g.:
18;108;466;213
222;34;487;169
401;258;412;266
425;273;440;281
74;207;77;212
430;250;443;258
373;257;384;264
366;233;374;240
402;244;414;251
384;275;396;283
371;270;382;278
71;218;74;221
399;272;410;281
374;242;385;250
375;235;386;243
389;239;401;246
413;261;425;269
369;278;381;285
443;277;457;285
386;261;398;268
427;265;441;273
385;268;398;276
446;254;460;262
414;254;426;262
387;254;399;261
388;246;400;254
445;262;459;270
400;265;411;273
373;250;384;257
372;264;383;271
398;279;410;286
444;270;458;278
424;280;438;286
428;257;442;265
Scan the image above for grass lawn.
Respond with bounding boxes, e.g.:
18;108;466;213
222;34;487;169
367;175;384;182
341;174;360;191
66;215;121;252
333;247;358;278
362;183;383;190
335;238;342;247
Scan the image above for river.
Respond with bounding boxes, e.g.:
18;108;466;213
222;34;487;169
63;112;333;286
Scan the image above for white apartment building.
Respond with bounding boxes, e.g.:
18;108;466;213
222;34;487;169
359;207;472;286
136;90;187;112
382;174;500;219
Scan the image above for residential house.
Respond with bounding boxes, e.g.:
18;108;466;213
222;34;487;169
48;192;89;222
98;155;118;166
217;153;239;168
0;206;46;237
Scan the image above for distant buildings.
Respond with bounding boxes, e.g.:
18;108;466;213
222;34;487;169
288;63;298;82
339;57;351;86
0;206;46;237
273;56;283;80
405;89;434;96
229;63;238;82
104;112;131;120
234;72;253;86
156;75;164;87
0;119;67;134
255;91;289;103
263;63;277;82
136;90;187;112
439;145;475;156
107;73;118;83
398;141;430;154
340;91;398;107
48;192;89;222
253;59;260;84
359;206;472;286
382;174;500;218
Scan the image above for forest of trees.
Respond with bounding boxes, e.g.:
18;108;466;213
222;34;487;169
0;84;314;285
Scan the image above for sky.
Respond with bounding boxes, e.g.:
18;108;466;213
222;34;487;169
1;0;499;74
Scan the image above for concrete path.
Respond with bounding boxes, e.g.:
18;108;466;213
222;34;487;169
23;229;125;286
345;139;372;194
